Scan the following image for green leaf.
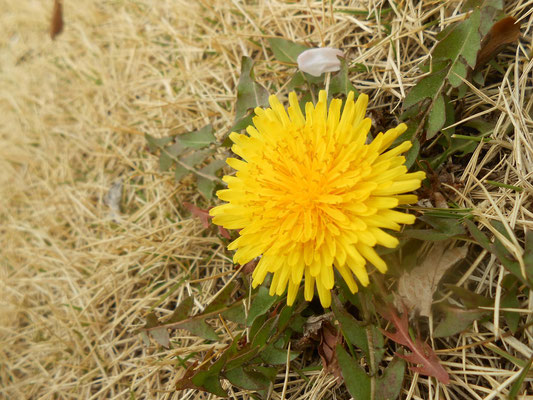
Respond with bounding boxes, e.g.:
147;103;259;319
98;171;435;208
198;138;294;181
525;231;533;283
144;313;170;348
160;141;186;172
230;113;254;134
336;344;371;400
235;56;269;122
196;159;225;199
465;219;492;250
501;276;520;334
180;148;214;168
401;229;461;241
159;150;174;171
404;215;466;241
329;59;357;97
247;286;279;326
220;302;246;325
508;357;533;400
432;9;481;86
180;320;219;341
267;37;309;63
444;285;492;308
251;317;277;348
404;138;420;169
196;177;215;199
420;215;466;235
225;366;271;391
331;297;369;357
166;296;220;340
178;124;215;149
434;303;489;337
203;282;238;314
375;358;406;400
167;295;194;323
426;94;446;139
260;341;299;365
191;365;227;397
403;68;447;109
145;133;173;152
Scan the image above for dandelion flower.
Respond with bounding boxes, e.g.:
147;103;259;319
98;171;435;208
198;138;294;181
210;91;425;308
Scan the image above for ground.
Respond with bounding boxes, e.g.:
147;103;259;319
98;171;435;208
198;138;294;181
1;1;532;399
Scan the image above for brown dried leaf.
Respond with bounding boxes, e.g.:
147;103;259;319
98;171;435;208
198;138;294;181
238;258;258;275
317;321;342;379
303;312;333;338
475;16;521;70
183;202;231;239
396;242;468;317
50;0;63;40
380;304;450;384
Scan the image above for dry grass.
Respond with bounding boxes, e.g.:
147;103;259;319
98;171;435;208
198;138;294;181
1;0;532;399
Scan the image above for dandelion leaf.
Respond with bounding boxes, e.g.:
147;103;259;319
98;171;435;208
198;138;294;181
425;94;446;139
178;124;215;149
329;59;358;97
434;303;489;337
432;9;481;86
375;358;406;400
267;37;309;63
336;344;371;400
235;56;269;122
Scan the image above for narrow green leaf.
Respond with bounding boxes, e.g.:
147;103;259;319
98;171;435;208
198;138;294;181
251;318;277;348
180;320;219;341
260;342;299;365
145;313;170;348
331;297;369;358
196;177;214;200
172;164;187;182
508;357;533;400
225;366;271;391
336;344;371;400
501;279;520;333
235;56;269;121
401;229;461;241
180;148;213;169
525;231;533;283
203;282;237;314
178;124;215;149
403;68;447;109
329;59;358;96
247;286;279;326
419;215;466;235
230;113;254;133
433;9;481;86
196;159;225;199
434;303;488;337
445;285;492;308
404;138;420;169
465;219;492;250
191;368;227;397
375;358;406;400
159;151;174;171
267;37;308;63
145;133;173;152
426;94;446;139
168;296;194;323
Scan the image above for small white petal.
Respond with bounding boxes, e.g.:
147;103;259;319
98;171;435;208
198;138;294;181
297;48;344;77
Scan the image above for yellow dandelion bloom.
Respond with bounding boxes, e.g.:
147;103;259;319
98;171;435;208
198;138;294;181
210;90;425;308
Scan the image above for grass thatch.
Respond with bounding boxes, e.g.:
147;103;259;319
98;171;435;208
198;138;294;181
1;0;532;399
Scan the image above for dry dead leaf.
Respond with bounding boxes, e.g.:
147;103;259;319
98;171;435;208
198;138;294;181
317;321;342;379
475;16;521;70
50;0;63;40
396;242;468;317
